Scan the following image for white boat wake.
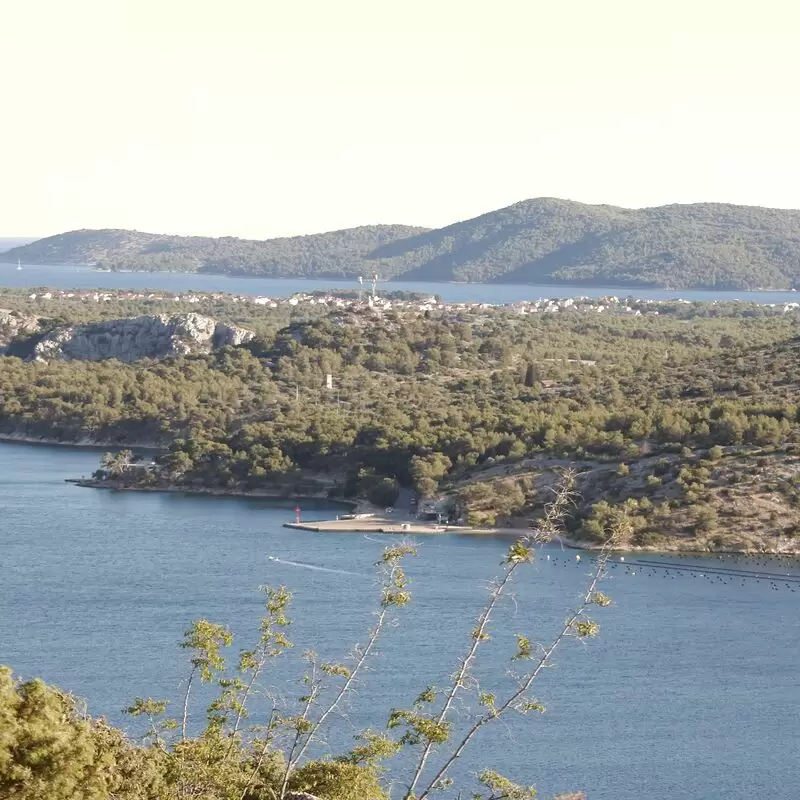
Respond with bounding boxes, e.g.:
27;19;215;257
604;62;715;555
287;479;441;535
267;556;363;577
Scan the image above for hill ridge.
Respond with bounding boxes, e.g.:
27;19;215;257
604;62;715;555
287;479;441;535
5;198;800;289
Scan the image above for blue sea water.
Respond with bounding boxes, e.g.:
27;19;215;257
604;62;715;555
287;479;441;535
2;260;800;304
1;442;799;798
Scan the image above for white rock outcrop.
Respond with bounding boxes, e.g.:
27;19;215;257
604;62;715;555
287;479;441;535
29;313;254;362
0;309;41;353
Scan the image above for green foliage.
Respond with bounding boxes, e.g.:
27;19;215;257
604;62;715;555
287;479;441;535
579;501;623;543
512;634;534;661
343;730;401;766
287;759;389;800
381;557;412;608
413;686;437;706
570;620;600;638
591;592;613;608
515;699;546;715
380;543;418;563
320;663;351;679
180;620;233;682
366;476;400;508
0;666;165;800
460;478;530;526
387;708;452;746
692;504;719;534
100;449;133;478
125;697;169;717
477;769;537;800
506;541;534;565
410;453;452;497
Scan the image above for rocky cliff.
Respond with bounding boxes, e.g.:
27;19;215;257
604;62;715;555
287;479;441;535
29;313;254;362
0;309;40;353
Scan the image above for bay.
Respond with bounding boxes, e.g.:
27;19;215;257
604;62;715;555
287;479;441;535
2;261;800;304
1;441;799;798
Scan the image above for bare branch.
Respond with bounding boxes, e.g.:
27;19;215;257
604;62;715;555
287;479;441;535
415;518;622;800
280;543;415;796
404;473;577;799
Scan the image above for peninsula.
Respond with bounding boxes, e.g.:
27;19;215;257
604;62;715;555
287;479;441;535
2;286;799;553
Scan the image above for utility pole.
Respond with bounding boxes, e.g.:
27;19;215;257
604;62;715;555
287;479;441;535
371;272;379;302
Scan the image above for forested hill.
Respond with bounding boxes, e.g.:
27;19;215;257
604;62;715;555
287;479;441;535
5;199;800;289
0;225;429;278
373;199;800;289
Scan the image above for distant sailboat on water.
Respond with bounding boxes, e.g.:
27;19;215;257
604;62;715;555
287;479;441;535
16;258;22;271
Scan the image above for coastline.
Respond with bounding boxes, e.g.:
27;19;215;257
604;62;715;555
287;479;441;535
0;433;166;451
284;521;800;554
283;520;502;536
68;480;800;554
68;478;357;509
1;262;795;294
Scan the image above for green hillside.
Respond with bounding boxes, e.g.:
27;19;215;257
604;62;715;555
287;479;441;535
5;199;800;289
1;225;429;277
372;199;800;288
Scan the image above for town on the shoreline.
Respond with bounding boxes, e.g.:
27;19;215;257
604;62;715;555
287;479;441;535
17;285;800;316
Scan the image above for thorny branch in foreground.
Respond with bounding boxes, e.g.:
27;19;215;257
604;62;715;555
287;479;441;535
278;542;416;797
391;471;626;800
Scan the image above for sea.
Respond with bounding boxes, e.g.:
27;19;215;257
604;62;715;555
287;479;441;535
1;441;799;799
2;258;800;305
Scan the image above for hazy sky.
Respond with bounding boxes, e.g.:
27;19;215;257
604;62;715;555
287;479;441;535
3;0;799;238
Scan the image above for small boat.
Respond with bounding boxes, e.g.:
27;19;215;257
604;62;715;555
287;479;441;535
16;258;22;271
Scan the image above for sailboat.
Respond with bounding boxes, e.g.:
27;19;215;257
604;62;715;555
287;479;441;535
16;258;22;271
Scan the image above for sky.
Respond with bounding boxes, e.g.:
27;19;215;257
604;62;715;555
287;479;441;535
2;0;799;239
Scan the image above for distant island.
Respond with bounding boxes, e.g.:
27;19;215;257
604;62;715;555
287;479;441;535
4;198;800;290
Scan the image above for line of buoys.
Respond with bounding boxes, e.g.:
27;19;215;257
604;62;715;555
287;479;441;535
536;549;800;591
629;559;800;582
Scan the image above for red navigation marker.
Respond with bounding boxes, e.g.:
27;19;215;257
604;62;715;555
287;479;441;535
295;506;301;523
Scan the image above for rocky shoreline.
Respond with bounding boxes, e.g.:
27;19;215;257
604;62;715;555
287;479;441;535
68;478;800;555
0;433;166;450
69;478;357;509
2;434;794;555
